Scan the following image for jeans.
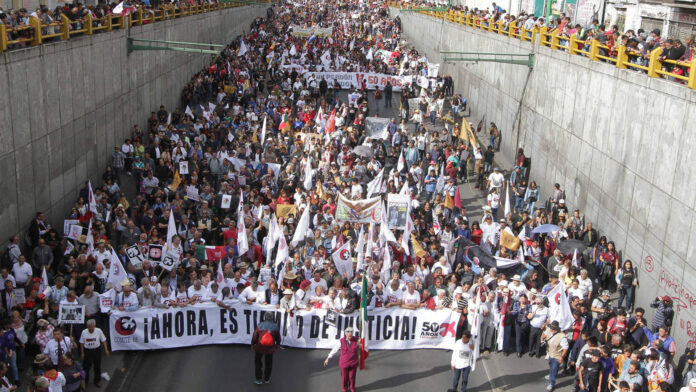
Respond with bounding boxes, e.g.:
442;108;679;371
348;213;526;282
254;352;274;382
491;208;498;220
7;352;17;381
430;111;436;124
452;105;459;118
525;201;536;213
514;196;525;211
484;162;492;173
385;95;392;108
515;323;529;354
548;357;560;388
489;136;496;148
452;366;471;392
618;285;634;310
426;191;434;201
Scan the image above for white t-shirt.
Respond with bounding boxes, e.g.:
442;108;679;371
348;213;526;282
529;305;549;328
239;287;266;304
402;290;421;305
488;172;504;189
309;278;328;294
79;328;107;349
487;193;500;209
386;287;403;304
187;287;207;303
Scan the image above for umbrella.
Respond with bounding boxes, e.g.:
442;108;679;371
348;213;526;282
556;239;588;255
531;224;561;234
352;145;373;158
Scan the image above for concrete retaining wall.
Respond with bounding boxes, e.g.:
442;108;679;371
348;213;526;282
0;5;266;246
393;8;696;348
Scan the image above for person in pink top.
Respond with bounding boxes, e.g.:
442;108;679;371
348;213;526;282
324;327;360;392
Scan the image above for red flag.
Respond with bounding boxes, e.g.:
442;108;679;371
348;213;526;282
205;246;226;261
325;109;336;135
454;186;462;209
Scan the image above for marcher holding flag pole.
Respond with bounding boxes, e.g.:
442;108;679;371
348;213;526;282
359;275;369;370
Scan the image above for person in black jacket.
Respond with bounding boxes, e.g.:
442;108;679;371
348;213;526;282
341;287;360;314
251;312;281;385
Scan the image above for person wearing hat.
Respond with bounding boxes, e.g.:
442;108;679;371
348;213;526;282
116;279;139;311
324;326;360;392
251;312;281;385
591;290;614;328
649;295;675;333
541;321;569;391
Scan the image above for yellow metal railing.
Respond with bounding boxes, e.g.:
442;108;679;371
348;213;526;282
390;2;696;90
0;1;263;53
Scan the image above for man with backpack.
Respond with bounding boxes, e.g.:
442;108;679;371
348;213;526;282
251;312;281;385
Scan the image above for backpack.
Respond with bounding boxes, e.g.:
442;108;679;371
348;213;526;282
259;331;274;347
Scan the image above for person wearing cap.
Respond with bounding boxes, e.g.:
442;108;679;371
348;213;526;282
251;312;281;385
116;280;139;311
542;321;569;391
486;166;504;193
649;295;675;333
451;330;475;392
591;290;614;328
324;326;360;392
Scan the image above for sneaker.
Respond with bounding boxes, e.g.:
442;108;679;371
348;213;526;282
546;386;554;392
254;380;263;385
544;375;550;380
264;379;271;384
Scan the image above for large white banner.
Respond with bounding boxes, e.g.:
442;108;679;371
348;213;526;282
291;25;333;38
109;302;457;351
336;194;382;223
306;72;408;91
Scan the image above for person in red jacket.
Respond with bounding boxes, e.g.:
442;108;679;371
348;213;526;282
251;312;281;385
324;327;360;392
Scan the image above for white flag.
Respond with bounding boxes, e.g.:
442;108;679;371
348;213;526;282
332;241;353;279
320;50;332;69
39;267;50;298
291;206;311;247
64;241;74;256
216;258;226;286
366;47;373;60
380;243;391;282
572;249;580;269
504;185;511;218
185;105;194;119
469;287;483;371
399;182;409;195
397;150;405;172
432;210;441;234
356;227;366;271
547;282;574;330
349;37;355;50
435;165;445;193
107;250;128;290
238;40;248;57
265;215;279;266
289;44;297;56
208;102;216;112
402;214;414;256
366;222;375;261
303;158;313;191
274;233;289;267
260;116;267;148
166;210;176;253
380;202;397;243
237;193;249;256
88;180;99;215
366;168;384;198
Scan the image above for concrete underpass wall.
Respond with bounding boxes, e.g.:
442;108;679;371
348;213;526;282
393;8;696;348
0;5;266;245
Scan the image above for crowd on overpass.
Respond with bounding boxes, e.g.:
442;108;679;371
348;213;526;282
1;1;695;392
400;0;695;84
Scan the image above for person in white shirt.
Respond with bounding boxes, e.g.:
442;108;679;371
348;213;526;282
158;286;177;307
43;329;73;366
528;298;549;357
451;331;475;392
487;188;501;218
401;282;421;310
508;275;527;300
385;280;403;308
11;255;32;287
434;257;451;276
309;271;328;294
205;283;223;302
187;280;207;303
577;269;593;300
480;216;499;254
0;362;16;392
239;281;267;305
368;283;387;310
116;281;140;311
486;168;505;192
79;319;110;387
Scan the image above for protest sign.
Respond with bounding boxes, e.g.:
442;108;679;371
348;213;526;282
290;25;332;37
306;72;406;91
336;194;382;223
221;194;232;209
179;161;189;175
10;289;25;308
387;194;410;230
148;245;163;263
66;224;83;241
160;252;179;271
109;302;457;351
186;186;200;202
125;245;145;267
59;304;85;325
365;117;390;140
276;204;298;219
63;220;80;236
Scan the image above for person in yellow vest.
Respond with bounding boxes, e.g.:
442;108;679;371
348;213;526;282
542;321;569;391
